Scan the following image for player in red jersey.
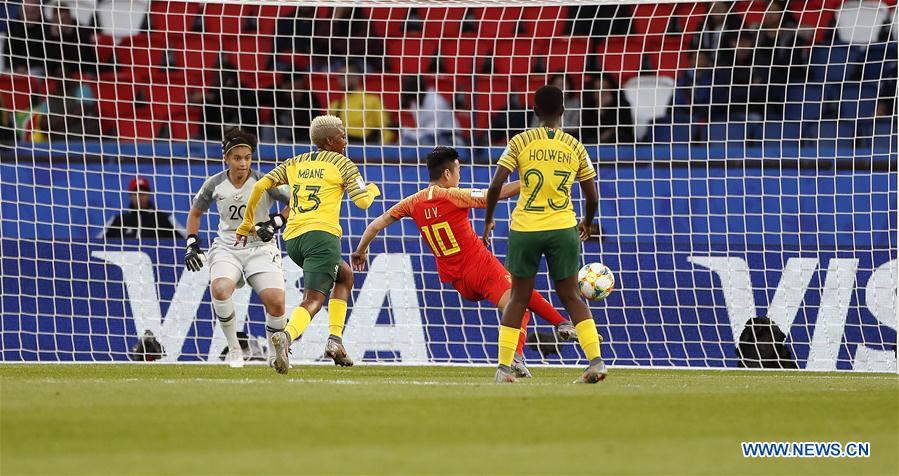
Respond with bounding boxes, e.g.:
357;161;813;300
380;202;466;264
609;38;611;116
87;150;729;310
351;147;576;378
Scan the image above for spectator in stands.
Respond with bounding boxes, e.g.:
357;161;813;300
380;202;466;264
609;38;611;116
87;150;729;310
672;48;714;125
313;7;384;73
195;60;263;140
6;0;45;74
26;79;101;143
530;75;581;139
696;2;743;65
581;74;634;144
711;30;768;122
43;1;97;78
266;73;321;143
101;177;186;240
754;0;813;87
329;64;394;144
276;6;315;57
487;92;530;146
399;76;463;147
566;4;631;38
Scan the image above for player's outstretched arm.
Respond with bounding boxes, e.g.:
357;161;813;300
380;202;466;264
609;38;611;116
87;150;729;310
235;175;277;246
351;212;398;271
482;167;512;246
578;177;599;242
184;205;207;271
499;180;520;200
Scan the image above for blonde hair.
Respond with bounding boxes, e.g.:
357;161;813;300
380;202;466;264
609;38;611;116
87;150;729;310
310;115;344;147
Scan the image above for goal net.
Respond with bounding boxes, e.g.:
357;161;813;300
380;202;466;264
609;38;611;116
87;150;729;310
1;0;896;371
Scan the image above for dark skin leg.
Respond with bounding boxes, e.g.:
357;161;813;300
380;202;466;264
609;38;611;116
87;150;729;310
553;274;592;325
297;260;353;318
500;274;591;329
499;276;536;329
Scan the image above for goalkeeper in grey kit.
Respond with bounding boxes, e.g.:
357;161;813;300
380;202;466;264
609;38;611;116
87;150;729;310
183;128;291;368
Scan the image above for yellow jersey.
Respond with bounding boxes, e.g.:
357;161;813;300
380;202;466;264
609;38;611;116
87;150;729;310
497;127;596;232
240;150;379;240
329;92;396;143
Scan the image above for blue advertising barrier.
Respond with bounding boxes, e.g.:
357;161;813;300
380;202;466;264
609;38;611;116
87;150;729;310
1;149;896;371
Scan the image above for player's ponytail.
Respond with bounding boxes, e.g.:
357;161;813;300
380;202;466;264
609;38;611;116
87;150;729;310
222;127;258;156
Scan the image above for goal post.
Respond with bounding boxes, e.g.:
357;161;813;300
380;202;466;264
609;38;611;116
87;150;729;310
0;0;896;371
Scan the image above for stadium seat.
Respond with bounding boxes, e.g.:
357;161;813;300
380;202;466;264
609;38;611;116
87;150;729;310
808;42;855;106
223;35;277;89
0;74;44;111
439;35;491;75
309;73;344;109
623;75;676;141
173;34;221;89
790;0;841;44
492;39;549;81
838;81;879;120
546;37;590;78
364;7;409;37
857;41;898;80
597;36;646;84
652;122;694;143
472;7;523;39
63;0;98;26
96;0;149;40
114;33;166;81
632;3;677;35
148;1;202;39
836;0;891;44
386;35;440;75
422;7;466;39
705;122;748;142
646;36;691;79
519;6;568;39
734;0;769;28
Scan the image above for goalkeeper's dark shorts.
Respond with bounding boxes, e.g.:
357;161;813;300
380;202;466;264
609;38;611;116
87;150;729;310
285;231;341;296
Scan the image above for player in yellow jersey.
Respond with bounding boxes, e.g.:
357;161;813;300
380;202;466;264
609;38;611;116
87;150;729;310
236;115;381;374
482;85;605;384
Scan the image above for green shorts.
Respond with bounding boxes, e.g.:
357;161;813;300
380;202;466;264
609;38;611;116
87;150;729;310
506;226;581;281
285;231;342;296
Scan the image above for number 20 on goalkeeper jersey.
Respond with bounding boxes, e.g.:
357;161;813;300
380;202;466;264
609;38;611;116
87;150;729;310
497;127;596;232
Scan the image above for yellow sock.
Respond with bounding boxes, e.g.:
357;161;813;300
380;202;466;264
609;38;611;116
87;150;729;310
498;325;520;367
285;307;313;341
575;319;602;361
328;299;348;338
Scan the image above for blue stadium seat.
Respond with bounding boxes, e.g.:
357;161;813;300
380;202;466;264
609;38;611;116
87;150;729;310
872;118;897;151
839;81;879;120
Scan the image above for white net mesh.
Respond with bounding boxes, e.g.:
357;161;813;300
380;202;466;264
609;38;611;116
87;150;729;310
0;0;896;370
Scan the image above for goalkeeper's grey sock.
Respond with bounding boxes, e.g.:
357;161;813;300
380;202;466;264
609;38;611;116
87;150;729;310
212;298;241;353
265;312;287;357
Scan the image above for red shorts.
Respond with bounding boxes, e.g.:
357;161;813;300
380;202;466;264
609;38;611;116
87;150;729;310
450;253;511;306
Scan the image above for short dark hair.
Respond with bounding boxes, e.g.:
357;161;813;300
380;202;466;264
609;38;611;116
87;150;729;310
426;147;460;181
534;85;564;119
222;127;258;155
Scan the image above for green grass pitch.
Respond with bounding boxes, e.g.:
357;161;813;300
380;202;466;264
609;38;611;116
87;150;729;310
1;364;897;475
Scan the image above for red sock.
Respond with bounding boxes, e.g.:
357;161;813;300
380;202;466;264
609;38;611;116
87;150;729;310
528;291;566;326
516;311;531;355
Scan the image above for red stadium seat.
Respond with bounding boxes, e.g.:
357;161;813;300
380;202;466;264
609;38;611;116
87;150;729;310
632;3;677;35
674;2;710;33
203;3;249;36
422;7;466;38
386;35;440;75
93;33;117;66
309;73;344;109
520;6;569;38
114;33;166;81
646;36;691;79
597;36;646;84
439;35;492;75
174;34;221;89
0;74;44;111
735;0;769;28
790;0;842;44
223;35;277;89
472;7;523;38
115;117;157;141
364;7;409;37
148;1;202;39
90;80;141;133
546;36;590;78
492;39;547;79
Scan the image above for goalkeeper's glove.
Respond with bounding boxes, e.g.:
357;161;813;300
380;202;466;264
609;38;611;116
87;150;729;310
184;234;206;272
254;213;286;243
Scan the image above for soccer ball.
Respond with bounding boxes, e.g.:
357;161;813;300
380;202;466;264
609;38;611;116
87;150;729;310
578;263;615;301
